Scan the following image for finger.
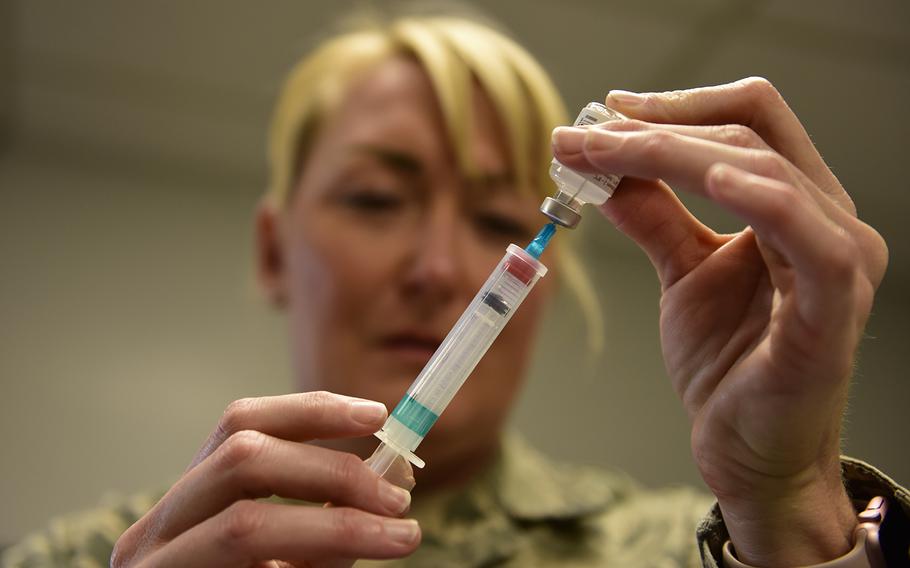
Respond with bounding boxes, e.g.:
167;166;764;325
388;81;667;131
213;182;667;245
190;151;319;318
596;119;886;292
659;229;769;413
552;125;805;201
190;391;387;470
554;125;856;241
597;118;773;152
599;176;720;288
705;163;859;331
140;501;420;567
146;432;411;543
384;455;416;492
594;119;833;210
604;78;851;212
366;452;416;492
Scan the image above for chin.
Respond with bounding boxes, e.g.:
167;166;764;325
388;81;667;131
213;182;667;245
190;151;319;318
421;401;500;451
347;370;417;409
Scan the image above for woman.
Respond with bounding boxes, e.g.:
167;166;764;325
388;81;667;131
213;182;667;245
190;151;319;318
4;13;906;568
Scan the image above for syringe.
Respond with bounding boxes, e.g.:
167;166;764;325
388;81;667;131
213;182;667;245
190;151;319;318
367;224;556;477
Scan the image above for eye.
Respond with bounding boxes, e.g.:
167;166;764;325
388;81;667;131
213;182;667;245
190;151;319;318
474;212;532;241
337;188;404;213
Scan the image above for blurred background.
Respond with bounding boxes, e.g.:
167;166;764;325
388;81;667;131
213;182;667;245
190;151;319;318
1;0;908;547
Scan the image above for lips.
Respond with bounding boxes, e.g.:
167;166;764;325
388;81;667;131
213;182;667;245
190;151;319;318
378;332;443;365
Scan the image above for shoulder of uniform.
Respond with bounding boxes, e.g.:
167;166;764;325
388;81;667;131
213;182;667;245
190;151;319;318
600;483;715;526
581;484;713;567
1;490;163;568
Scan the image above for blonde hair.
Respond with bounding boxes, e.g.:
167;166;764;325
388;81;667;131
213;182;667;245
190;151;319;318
266;13;603;351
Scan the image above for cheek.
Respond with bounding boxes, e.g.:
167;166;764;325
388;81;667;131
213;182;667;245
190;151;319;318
287;210;398;310
283;234;334;375
284;224;394;384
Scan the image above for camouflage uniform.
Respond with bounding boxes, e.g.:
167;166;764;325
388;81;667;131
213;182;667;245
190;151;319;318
3;436;907;567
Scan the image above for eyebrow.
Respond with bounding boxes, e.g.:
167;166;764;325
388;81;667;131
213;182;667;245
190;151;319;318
350;143;517;193
467;172;515;193
350;144;423;176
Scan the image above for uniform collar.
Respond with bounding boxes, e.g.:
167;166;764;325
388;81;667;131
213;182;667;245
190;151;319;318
377;435;636;567
492;433;635;522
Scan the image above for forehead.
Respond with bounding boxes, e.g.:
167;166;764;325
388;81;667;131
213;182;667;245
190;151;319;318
337;57;442;144
319;56;510;175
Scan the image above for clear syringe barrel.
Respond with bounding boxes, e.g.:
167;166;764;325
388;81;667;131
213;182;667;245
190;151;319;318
370;244;547;470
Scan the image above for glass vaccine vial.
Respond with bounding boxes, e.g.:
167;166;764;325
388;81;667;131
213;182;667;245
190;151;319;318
541;102;625;228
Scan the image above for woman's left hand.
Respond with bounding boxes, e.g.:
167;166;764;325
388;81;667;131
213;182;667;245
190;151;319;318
552;77;888;566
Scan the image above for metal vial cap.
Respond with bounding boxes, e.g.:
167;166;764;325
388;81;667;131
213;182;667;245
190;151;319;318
540;196;581;228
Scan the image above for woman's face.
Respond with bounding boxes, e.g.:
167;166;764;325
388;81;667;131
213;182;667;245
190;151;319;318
259;56;556;470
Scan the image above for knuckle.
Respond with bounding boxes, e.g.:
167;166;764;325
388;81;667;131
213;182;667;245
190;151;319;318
845;218;889;286
661;88;690;107
717;124;763;149
220;500;265;547
854;278;876;317
300;390;336;420
639;129;677;160
739;76;782;105
824;234;860;282
217;430;269;472
219;398;258;438
603;118;645;132
646;88;694;119
330;452;368;492
330;507;367;543
831;193;857;217
870;229;889;283
763;183;800;222
858;224;889;281
751;150;790;180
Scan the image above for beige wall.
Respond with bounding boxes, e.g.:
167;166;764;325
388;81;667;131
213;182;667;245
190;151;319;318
2;0;909;546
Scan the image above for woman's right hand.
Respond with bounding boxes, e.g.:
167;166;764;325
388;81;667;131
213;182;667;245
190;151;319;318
111;391;420;567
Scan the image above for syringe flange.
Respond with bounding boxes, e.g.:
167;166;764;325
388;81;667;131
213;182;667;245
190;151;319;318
373;429;425;468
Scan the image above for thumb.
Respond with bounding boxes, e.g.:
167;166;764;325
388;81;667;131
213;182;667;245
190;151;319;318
380;454;416;492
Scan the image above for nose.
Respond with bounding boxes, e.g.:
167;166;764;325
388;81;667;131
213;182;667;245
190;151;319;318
400;200;463;310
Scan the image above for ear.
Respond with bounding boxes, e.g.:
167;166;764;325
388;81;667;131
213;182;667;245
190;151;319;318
255;197;287;307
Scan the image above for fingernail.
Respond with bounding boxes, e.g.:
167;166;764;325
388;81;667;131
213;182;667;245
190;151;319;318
551;126;586;154
384;518;420;545
350;400;387;425
379;481;412;514
607;89;645;107
584;128;623;152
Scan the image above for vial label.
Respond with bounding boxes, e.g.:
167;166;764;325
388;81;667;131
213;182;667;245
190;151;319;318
572;103;623;192
575;103;622;127
549;102;624;202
